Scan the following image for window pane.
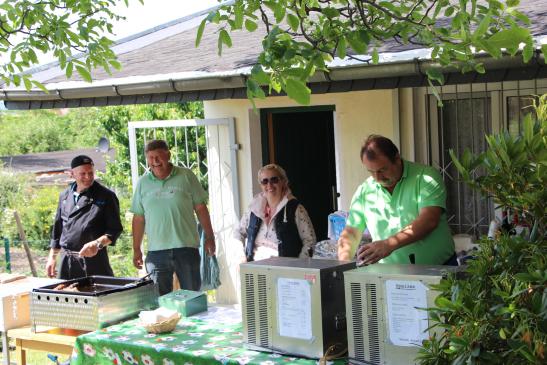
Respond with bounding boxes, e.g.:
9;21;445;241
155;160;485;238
507;96;537;137
437;95;492;238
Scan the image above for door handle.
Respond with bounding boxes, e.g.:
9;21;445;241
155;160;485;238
331;186;339;211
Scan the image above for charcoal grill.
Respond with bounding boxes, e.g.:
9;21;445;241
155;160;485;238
31;276;158;331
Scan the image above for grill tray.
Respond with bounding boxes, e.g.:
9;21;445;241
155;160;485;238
31;276;158;331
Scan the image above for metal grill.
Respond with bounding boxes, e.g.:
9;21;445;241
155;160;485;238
365;283;380;365
244;273;256;344
350;282;365;361
257;274;269;347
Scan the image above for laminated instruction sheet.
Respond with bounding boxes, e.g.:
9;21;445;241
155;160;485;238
385;280;429;346
276;278;312;340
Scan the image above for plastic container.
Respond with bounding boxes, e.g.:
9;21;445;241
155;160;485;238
328;213;347;241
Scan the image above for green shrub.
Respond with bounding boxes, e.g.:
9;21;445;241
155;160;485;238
0;168;31;238
17;186;62;250
418;95;547;364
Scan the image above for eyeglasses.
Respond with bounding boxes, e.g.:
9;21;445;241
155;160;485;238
260;176;281;185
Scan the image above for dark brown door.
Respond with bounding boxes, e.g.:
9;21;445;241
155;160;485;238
261;108;337;240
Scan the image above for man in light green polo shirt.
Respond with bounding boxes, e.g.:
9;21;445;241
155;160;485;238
338;135;455;265
131;139;216;295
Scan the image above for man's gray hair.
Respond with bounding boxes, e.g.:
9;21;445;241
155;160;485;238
145;139;169;153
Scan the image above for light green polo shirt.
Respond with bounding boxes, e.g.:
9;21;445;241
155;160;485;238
347;160;455;264
130;166;208;251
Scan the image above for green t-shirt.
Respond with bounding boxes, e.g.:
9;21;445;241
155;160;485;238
130;166;208;251
347;160;455;264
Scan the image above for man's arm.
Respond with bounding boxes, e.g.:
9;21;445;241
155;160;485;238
338;226;362;261
194;203;215;256
78;234;113;257
358;206;442;265
46;248;60;278
132;214;146;269
79;191;122;257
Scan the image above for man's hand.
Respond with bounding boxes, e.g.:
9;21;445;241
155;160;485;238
46;257;57;278
356;240;391;266
79;240;100;257
338;226;361;261
204;237;216;256
133;247;144;269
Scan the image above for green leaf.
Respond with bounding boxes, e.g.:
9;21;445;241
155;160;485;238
507;0;520;6
273;3;286;23
233;4;244;29
76;65;92;82
287;14;299;32
426;68;445;85
32;79;48;93
195;19;206;47
217;29;232;55
66;62;73;78
322;7;340;18
336;37;346;59
522;115;534;144
485;27;531;56
474;12;492;38
499;328;507;339
346;31;367;54
246;78;265;99
542;44;547;57
251;64;270;85
109;59;122;70
285;78;310;105
371;49;379;64
245;19;258;32
522;43;533;63
23;77;32;90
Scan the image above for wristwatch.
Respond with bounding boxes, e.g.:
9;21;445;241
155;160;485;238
95;240;105;250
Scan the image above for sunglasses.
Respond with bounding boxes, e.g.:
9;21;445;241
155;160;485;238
260;176;281;185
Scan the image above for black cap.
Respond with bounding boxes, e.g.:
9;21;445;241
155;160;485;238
71;155;94;169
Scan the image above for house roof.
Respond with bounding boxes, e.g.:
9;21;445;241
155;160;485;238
1;1;546;109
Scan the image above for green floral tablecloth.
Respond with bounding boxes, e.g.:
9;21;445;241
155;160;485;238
70;305;346;365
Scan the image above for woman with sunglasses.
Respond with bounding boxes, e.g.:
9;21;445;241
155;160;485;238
235;164;316;261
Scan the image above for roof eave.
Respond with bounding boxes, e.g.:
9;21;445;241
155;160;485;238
1;51;545;102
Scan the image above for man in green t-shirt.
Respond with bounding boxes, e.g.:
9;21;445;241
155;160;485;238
338;135;456;266
131;140;216;295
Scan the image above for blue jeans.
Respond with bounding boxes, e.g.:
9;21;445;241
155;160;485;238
145;247;201;296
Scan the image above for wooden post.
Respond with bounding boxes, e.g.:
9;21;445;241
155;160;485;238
13;211;38;277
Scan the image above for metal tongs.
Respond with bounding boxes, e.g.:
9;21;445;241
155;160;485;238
123;272;153;287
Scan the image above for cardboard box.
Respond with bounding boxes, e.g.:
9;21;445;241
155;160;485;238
0;277;61;331
158;290;207;317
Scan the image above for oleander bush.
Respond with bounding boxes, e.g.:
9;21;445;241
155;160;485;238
417;95;547;364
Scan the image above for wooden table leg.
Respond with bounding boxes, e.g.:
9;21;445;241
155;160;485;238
15;339;25;365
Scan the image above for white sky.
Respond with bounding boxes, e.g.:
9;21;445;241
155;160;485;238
111;0;222;40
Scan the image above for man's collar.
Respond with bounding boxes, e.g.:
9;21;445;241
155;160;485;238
71;181;94;194
148;164;176;181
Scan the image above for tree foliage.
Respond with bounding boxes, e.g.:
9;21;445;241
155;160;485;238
0;0;136;89
198;0;544;104
0;108;104;155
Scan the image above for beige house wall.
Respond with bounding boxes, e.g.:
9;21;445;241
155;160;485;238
204;89;401;213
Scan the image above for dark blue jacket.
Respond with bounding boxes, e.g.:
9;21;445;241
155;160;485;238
51;181;123;278
245;199;302;261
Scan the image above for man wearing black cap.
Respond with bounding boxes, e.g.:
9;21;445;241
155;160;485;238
46;155;123;279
